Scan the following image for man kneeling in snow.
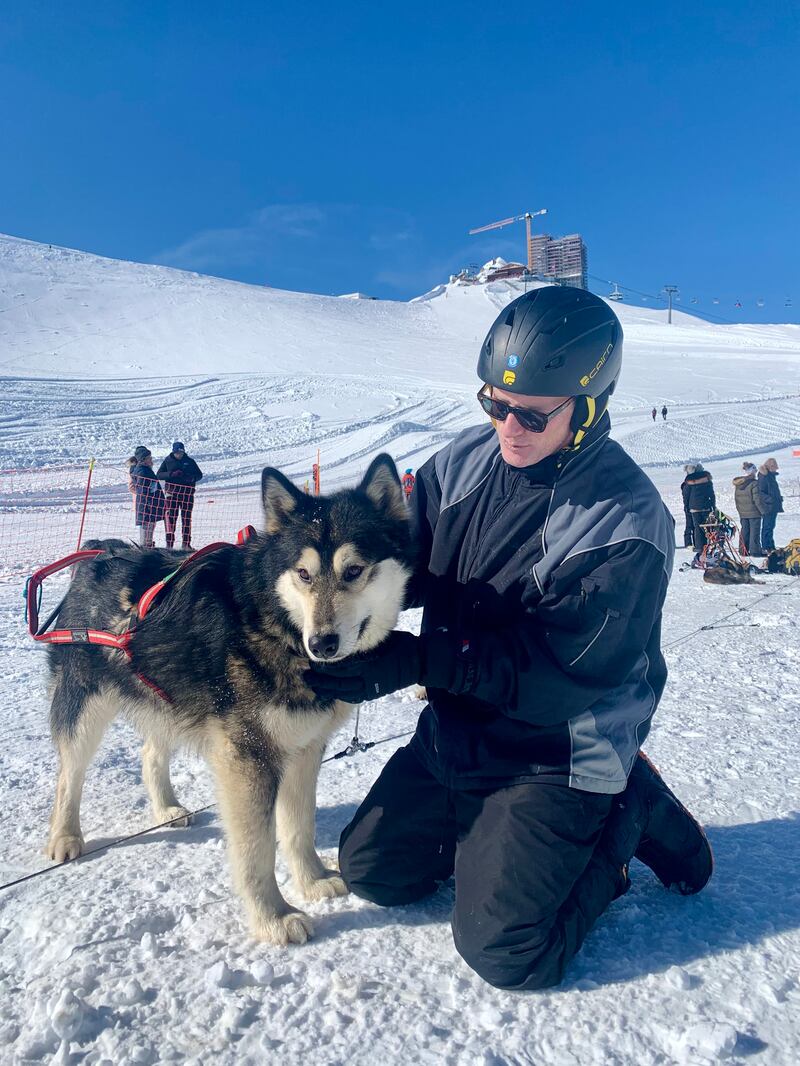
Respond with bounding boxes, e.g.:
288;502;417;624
307;288;713;990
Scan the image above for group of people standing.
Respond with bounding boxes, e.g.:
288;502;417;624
651;406;668;421
128;442;204;549
680;457;784;556
732;458;784;555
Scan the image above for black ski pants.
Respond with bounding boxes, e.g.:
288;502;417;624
690;510;711;551
339;745;620;991
165;488;195;549
739;516;762;557
682;510;693;547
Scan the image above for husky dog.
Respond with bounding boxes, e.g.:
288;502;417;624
702;558;761;585
45;454;413;945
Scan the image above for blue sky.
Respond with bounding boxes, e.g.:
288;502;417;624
2;1;799;321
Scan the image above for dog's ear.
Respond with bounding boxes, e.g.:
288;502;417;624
359;453;406;520
261;468;306;534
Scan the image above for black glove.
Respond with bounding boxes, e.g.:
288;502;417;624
304;630;473;704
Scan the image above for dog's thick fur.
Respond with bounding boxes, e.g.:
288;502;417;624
44;454;413;945
703;557;762;585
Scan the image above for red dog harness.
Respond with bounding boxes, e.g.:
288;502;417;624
25;526;257;703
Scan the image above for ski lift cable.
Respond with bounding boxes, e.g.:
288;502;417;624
587;272;744;326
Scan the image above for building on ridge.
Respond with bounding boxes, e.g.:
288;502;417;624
528;233;587;289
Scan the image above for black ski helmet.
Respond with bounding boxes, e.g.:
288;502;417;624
477;286;623;449
477;286;622;398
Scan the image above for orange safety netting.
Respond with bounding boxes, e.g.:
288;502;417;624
0;461;266;573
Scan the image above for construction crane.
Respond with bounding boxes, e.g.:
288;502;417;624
469;209;547;272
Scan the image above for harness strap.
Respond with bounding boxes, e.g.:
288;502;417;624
26;550;104;639
27;527;258;705
137;539;241;621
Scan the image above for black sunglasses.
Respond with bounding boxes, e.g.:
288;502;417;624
477;388;573;434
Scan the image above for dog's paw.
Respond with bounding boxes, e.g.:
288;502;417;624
299;870;349;901
46;833;85;862
253;910;314;946
154;805;193;828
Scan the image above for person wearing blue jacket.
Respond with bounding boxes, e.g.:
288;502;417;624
129;446;165;548
306;288;713;991
757;457;784;551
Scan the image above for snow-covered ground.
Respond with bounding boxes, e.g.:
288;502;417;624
1;234;800;1064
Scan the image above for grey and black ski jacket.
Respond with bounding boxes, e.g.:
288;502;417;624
407;414;675;795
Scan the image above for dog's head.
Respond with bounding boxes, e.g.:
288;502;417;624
260;454;414;662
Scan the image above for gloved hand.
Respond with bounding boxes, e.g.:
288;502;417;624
304;630;472;704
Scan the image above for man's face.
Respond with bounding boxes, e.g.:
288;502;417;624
491;389;575;468
173;449;184;459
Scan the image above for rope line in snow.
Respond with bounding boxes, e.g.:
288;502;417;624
663;579;796;651
0;727;415;895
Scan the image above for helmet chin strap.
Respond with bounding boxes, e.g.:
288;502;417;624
571;396;596;449
566;392;611;452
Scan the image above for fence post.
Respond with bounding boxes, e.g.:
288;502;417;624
75;458;95;551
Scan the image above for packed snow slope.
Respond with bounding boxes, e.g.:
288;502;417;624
1;233;800;1065
2;232;800;481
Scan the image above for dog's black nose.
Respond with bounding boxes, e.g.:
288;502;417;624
308;633;340;660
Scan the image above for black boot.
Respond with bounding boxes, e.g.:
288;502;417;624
632;753;713;894
601;753;713;895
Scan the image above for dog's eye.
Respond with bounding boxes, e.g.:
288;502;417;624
296;568;312;583
343;564;364;582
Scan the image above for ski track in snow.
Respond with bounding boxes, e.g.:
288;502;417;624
1;234;800;1064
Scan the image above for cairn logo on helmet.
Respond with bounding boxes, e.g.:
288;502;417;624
579;342;614;389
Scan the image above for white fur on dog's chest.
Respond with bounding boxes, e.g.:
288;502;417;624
259;700;353;755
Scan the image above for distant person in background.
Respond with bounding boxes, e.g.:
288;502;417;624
129;446;165;548
651;407;657;421
157;441;203;551
661;405;668;421
733;462;763;557
683;463;716;551
757;458;784;552
126;456;137;497
679;466;695;548
401;468;415;503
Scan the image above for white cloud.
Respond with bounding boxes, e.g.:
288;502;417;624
152;204;325;271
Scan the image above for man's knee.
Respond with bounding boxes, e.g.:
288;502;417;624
452;915;564;991
339;838;417;907
339;807;441;908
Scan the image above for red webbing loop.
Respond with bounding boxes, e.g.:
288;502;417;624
26;550;104;640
